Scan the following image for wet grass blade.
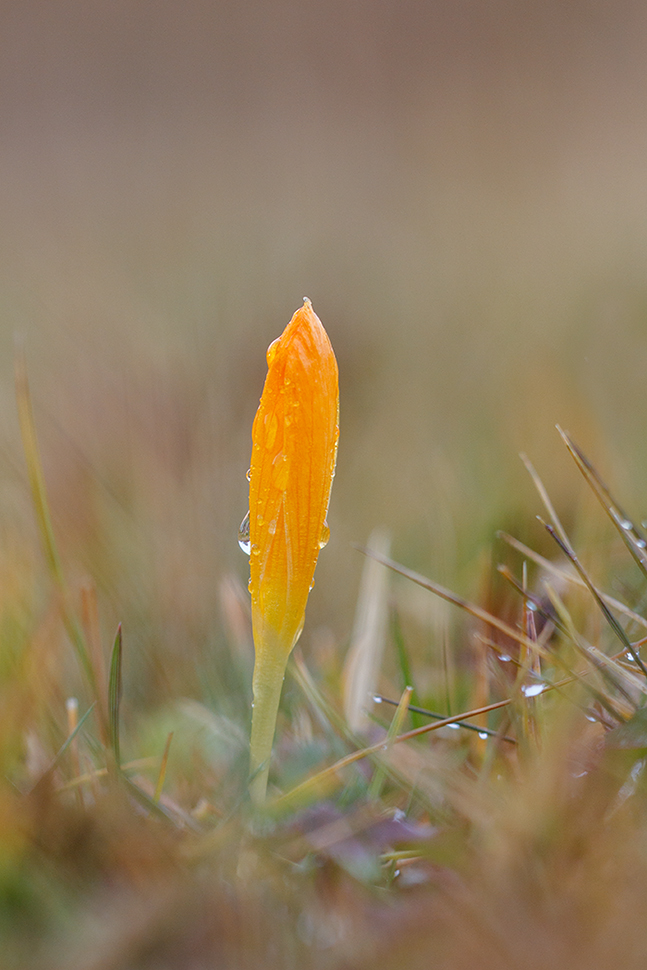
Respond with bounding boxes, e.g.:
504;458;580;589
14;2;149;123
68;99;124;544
542;520;647;678
498;532;647;632
557;426;647;582
372;693;517;744
543;583;637;720
109;624;123;767
358;548;542;656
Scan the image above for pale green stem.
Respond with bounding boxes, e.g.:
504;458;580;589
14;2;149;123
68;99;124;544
249;647;289;803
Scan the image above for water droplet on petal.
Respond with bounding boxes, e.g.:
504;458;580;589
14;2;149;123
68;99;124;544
245;468;251;482
266;337;280;366
247;578;252;591
309;579;315;591
238;511;251;554
319;522;330;549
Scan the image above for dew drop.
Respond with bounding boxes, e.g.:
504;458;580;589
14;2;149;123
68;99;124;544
499;654;511;663
238;511;251;555
250;544;260;557
266;337;280;366
478;731;489;740
522;683;545;698
637;539;647;549
373;695;382;704
319;522;331;549
245;468;251;482
309;579;315;591
621;519;633;530
247;578;252;591
448;723;460;730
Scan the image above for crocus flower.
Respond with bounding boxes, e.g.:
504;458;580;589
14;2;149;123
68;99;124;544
242;299;339;801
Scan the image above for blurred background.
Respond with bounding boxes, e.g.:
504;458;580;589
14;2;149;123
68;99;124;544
1;0;647;710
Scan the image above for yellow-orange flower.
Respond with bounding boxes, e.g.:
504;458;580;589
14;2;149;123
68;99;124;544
244;298;339;799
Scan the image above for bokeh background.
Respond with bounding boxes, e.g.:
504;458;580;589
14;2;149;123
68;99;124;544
1;0;647;709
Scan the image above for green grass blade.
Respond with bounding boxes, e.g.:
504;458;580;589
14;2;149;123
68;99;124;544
109;624;123;766
15;348;100;705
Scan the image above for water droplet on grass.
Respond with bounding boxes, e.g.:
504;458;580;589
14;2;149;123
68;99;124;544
522;683;545;698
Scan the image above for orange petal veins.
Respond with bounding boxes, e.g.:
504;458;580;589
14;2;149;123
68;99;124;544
248;298;339;664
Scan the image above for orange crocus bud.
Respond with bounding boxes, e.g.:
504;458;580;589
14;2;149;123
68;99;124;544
242;299;339;801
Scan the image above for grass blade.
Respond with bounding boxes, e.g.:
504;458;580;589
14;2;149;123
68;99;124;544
368;686;413;800
154;732;174;803
372;693;516;743
15;347;98;698
109;624;123;766
498;532;647;632
557;426;647;581
358;547;543;657
542;520;647;678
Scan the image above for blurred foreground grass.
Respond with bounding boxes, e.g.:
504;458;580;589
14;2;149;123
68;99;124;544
5;368;647;969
